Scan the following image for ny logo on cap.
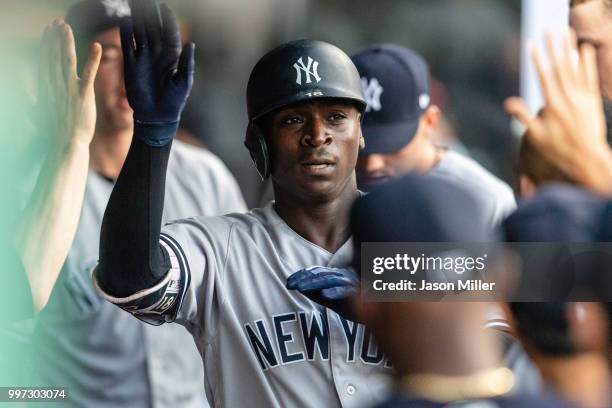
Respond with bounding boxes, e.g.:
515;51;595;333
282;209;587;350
101;0;131;18
293;56;321;85
361;77;383;112
419;94;431;110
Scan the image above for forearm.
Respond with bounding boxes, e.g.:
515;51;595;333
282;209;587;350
96;124;174;297
14;137;90;311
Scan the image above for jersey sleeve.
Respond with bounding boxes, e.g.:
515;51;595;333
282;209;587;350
161;216;234;333
94;215;234;341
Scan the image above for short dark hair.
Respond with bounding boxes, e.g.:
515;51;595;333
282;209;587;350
515;135;572;195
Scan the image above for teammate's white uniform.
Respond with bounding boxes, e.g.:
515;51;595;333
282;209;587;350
34;140;246;408
429;150;516;228
97;201;392;408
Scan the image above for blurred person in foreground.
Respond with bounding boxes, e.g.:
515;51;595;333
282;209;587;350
31;1;245;407
1;21;101;320
345;174;574;408
1;19;101;387
352;44;515;228
505;185;612;408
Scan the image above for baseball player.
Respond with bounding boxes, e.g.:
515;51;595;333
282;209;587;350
94;1;392;407
352;44;516;229
31;1;245;407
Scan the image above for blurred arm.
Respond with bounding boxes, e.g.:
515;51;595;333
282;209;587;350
14;21;101;312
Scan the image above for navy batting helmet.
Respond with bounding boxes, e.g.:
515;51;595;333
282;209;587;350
244;39;366;179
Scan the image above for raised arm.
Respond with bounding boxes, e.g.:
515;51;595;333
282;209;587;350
13;20;101;313
95;0;194;299
505;31;612;197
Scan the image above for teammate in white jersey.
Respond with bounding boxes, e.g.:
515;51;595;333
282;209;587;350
94;1;391;407
352;44;516;228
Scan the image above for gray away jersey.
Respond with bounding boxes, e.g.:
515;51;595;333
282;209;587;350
97;202;393;408
33;140;246;408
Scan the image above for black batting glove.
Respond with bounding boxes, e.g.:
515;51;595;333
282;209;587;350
120;0;195;146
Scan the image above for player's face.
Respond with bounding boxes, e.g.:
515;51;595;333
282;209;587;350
92;28;133;132
570;1;612;100
267;99;362;201
355;122;427;191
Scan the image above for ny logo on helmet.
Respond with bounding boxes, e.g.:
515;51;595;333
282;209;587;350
361;77;384;112
101;0;131;18
293;57;321;85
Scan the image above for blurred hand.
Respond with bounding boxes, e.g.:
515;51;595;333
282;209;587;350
120;0;195;146
504;31;612;196
38;20;102;146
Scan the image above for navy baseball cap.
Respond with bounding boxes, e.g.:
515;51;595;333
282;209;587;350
351;44;431;155
65;0;132;73
503;183;606;242
506;185;609;348
503;183;607;300
351;173;493;243
350;173;495;274
588;200;612;301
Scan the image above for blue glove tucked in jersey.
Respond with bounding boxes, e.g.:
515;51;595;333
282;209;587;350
286;266;359;321
120;0;195;146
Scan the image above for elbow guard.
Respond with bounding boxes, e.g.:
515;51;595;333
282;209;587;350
93;238;189;326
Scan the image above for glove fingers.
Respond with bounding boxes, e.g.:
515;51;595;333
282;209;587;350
320;286;357;300
131;0;148;51
143;0;163;53
344;269;359;281
286;267;336;289
160;3;181;50
119;18;135;62
176;43;195;92
286;269;313;289
296;274;355;292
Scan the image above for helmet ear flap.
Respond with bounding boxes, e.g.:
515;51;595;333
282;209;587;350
244;121;270;180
